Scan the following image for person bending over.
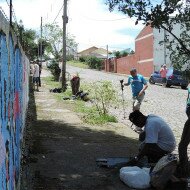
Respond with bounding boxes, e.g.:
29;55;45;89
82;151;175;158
129;110;176;163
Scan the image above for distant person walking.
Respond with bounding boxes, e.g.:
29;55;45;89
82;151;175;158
186;84;190;118
124;68;148;111
160;64;168;85
33;61;40;91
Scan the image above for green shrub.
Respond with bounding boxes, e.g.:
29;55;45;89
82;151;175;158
66;54;74;61
79;56;87;62
47;59;61;81
85;56;103;70
88;81;118;115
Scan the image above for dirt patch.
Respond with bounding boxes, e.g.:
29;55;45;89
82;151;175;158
21;75;144;190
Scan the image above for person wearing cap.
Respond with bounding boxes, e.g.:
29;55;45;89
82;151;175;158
160;64;168;85
124;68;148;111
129;110;176;163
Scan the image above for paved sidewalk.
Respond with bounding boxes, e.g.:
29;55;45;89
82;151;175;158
21;68;141;190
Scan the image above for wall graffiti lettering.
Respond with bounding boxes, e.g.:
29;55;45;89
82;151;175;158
0;10;29;190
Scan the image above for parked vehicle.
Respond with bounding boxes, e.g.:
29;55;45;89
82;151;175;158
149;68;188;89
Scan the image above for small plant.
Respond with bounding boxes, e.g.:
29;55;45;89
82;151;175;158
88;81;118;115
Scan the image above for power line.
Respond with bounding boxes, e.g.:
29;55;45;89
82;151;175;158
52;3;64;24
80;14;128;22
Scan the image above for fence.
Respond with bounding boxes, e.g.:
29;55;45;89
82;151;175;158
104;55;154;77
0;9;29;189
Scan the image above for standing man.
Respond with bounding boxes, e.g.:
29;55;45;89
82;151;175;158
124;68;148;111
160;64;168;85
33;61;40;91
37;60;42;87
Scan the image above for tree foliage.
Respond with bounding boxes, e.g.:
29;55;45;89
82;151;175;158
85;56;103;70
43;23;63;60
105;0;190;68
13;20;38;60
43;23;78;60
114;51;121;58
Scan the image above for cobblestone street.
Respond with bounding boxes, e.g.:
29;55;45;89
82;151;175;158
67;65;188;152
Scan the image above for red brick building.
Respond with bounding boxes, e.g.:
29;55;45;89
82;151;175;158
105;25;154;77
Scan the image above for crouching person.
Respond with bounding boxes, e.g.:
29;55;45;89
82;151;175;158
129;110;176;163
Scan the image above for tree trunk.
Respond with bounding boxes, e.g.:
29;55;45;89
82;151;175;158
70;77;80;95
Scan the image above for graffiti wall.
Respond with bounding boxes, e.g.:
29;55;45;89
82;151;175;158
0;10;29;189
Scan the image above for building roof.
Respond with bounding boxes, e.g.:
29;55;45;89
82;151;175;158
78;46;111;59
78;46;98;55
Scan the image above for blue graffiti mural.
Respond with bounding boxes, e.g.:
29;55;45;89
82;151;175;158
0;14;29;190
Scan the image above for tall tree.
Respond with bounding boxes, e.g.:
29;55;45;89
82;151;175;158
22;29;38;60
105;0;190;69
43;23;63;60
13;20;39;60
43;23;78;60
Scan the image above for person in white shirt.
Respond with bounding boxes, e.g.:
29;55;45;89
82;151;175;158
129;110;176;163
33;61;40;91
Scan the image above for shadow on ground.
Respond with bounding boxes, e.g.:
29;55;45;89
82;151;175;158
25;118;141;190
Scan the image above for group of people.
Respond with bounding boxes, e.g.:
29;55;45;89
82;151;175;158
123;67;190;176
30;60;42;91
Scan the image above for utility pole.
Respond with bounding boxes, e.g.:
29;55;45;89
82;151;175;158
62;0;68;90
40;17;43;64
106;45;108;59
38;17;43;87
106;45;108;71
10;0;12;26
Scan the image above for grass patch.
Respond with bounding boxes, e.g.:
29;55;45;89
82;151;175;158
43;76;60;88
75;101;117;125
67;60;89;69
43;76;117;125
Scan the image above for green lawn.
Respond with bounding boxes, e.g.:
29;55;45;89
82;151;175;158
67;60;89;69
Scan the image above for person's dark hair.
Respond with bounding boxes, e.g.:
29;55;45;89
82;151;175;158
129;110;144;122
130;68;137;73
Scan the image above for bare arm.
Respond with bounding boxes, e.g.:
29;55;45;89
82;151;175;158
138;83;148;96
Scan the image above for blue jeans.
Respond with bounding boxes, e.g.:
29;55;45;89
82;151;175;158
186;105;190;118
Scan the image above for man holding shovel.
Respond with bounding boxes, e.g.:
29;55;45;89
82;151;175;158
124;68;148;111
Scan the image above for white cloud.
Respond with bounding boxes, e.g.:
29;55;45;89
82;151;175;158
67;0;143;51
0;0;144;52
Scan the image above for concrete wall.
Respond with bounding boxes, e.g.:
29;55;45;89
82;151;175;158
0;10;29;189
153;23;188;71
116;55;153;77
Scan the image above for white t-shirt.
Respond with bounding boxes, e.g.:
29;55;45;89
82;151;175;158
145;114;176;152
33;63;39;77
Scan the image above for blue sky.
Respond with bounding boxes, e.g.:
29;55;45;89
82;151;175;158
0;0;144;52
